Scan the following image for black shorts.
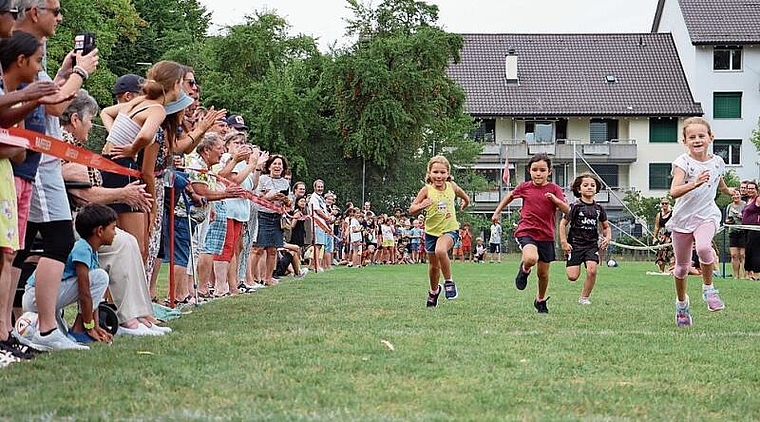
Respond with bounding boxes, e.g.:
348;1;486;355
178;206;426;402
100;155;142;214
13;220;75;267
516;236;556;263
729;230;746;248
566;245;600;267
489;243;501;253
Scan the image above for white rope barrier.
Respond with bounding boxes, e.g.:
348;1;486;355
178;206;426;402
608;224;760;252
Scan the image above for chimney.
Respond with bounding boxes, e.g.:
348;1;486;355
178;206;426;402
505;47;518;84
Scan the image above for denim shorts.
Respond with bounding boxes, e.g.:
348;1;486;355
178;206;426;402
163;215;194;267
425;231;459;254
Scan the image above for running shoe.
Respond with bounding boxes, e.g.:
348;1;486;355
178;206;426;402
515;264;530;290
702;287;725;312
443;280;458;300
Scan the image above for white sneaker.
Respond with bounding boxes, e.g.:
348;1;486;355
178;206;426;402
28;328;89;351
578;297;592;305
144;323;172;334
297;268;309;277
117;323;163;337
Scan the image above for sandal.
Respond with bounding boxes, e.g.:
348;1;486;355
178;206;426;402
163;296;191;307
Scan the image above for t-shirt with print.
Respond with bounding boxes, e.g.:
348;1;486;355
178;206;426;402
184;153;219;218
666;153;725;233
563;200;607;248
512;181;566;242
28;238;97;287
489;223;501;245
256;175;290;215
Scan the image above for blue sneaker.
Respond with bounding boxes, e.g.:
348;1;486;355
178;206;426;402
426;286;441;308
68;329;95;344
443;280;458;300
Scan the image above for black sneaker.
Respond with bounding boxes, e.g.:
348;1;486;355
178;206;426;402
426;286;441;308
443;280;458;300
534;297;550;314
515;264;530;290
1;335;39;360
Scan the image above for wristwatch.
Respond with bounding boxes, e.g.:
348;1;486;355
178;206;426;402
83;320;95;330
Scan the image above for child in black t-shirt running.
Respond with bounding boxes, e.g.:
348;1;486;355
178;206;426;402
559;173;612;305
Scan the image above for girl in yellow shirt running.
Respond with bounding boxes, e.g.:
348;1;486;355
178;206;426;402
409;156;470;307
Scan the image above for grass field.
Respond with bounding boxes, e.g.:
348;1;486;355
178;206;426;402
1;258;760;421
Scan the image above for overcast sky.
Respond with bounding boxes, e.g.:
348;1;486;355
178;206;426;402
197;0;661;51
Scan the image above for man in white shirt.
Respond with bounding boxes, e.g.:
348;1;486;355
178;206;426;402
308;180;330;272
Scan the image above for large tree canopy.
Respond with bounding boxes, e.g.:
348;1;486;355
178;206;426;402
332;0;469;169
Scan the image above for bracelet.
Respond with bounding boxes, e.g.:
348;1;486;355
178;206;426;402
83;320;95;330
187;133;196;144
73;65;89;80
72;68;88;81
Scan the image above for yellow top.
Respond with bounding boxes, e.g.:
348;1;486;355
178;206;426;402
424;182;459;236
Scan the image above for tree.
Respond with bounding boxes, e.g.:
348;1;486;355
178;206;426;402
47;0;144;106
327;0;483;210
622;189;662;232
108;0;211;77
752;116;760;157
165;13;329;180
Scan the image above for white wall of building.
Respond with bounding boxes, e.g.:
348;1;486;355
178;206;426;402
656;0;760;182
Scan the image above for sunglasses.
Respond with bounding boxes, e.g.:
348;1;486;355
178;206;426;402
0;9;18;19
184;79;199;88
28;6;62;17
661;203;669;205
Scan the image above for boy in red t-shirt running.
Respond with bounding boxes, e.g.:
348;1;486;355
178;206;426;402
492;154;569;313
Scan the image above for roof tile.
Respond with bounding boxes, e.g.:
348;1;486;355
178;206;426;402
447;33;703;117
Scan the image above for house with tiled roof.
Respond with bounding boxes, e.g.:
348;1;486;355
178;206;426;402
447;33;703;222
652;0;760;183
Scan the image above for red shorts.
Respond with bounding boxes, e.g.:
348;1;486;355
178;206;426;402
14;177;32;249
214;219;243;262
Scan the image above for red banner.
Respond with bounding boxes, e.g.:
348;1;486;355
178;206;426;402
6;127;142;178
8;126;285;214
182;166;285;214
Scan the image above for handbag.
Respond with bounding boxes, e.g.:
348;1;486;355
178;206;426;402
280;214;292;231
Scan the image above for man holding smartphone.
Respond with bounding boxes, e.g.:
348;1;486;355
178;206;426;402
9;0;100;352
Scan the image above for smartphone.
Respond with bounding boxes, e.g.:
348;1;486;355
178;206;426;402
73;32;95;66
74;32;96;55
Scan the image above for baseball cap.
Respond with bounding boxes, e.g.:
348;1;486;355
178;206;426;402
113;74;143;96
226;114;248;131
164;91;194;115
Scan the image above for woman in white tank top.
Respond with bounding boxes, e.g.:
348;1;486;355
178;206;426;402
99;60;185;260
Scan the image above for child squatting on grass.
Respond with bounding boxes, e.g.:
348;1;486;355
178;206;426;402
21;204;118;350
409;155;470;307
667;117;734;327
559;173;611;305
491;153;570;313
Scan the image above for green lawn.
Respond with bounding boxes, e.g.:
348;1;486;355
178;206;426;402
2;259;759;421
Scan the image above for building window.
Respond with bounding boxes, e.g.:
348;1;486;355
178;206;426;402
593;164;618;188
713;47;742;71
470;119;496;142
649;163;672;190
649;118;678;143
713;92;742;119
590;119;619;143
713;139;741;165
525;121;554;143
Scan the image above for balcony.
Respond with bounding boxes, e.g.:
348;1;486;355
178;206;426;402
475;139;638;164
469;186;629;213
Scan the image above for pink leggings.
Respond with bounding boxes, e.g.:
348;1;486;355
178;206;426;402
671;222;716;279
